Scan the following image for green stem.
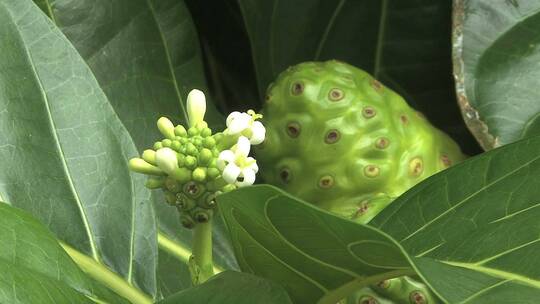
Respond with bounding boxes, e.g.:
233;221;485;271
317;269;415;304
157;231;224;273
191;220;215;284
60;242;152;304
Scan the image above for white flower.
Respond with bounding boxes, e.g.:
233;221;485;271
155;147;178;174
217;136;259;187
225;110;265;145
186;89;207;127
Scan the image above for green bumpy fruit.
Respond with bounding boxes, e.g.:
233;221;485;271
256;60;466;224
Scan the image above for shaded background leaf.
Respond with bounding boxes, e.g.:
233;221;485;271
0;0;156;300
218;185;413;304
157;271;293;304
232;0;481;155
453;0;540;150
0;203;130;303
34;0;239;297
372;135;540;302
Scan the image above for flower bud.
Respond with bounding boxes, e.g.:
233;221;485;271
187;89;206;127
153;142;163;150
142;149;156;165
157;117;175;139
174;125;188;137
199;148;213;165
186;143;198;156
145;178;164;189
185;156;197;169
192;167;207;182
162;139;172;147
203;137;216;148
129;158;164;176
155;148;179;174
170;167;191;183
188;127;200;137
207;168;220;180
201;127;212;137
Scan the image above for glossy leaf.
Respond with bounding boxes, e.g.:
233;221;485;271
238;0;480;154
0;203;130;303
0;0;156;300
157;271;293;304
218;185;414;304
453;0;540;149
372;135;540;302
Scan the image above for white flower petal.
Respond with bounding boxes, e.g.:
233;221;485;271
246;157;259;173
236;168;256;187
249;121;266;145
226;111;242;127
228;113;251;134
235;136;251;157
187;89;206;127
222;163;241;184
155;148;178;174
217;150;235;170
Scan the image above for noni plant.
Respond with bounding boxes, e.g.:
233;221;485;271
1;1;540;304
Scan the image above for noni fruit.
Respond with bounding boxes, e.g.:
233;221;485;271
256;60;466;224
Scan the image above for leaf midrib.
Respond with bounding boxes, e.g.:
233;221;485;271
4;4;99;260
145;0;189;123
445;260;540;289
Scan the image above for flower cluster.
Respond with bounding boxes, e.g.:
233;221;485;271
129;89;265;228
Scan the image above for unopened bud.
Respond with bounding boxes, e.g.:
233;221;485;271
129;158;164;176
155;148;179;174
157;117;175;139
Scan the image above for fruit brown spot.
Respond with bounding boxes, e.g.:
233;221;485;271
180;216;195;229
286;122;301;138
362;106;376;118
409;291;427;304
318;175;334;189
441;154;452;167
325;129;340;144
185;182;200;196
195;212;209;223
265;94;272;102
328;88;345;101
364;165;380;178
354;200;369;218
371;78;383;92
409;157;423;177
400;114;409;125
291;81;304;95
359;296;378;304
375;137;389;149
279;168;291;184
377;279;390;289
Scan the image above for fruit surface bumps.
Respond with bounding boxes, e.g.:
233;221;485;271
256;60;466;223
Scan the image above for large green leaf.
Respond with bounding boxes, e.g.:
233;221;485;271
238;0;481;154
372;135;540;302
0;0;155;301
218;185;414;304
157;271;293;304
0;203;131;303
33;0;238;296
453;0;540;149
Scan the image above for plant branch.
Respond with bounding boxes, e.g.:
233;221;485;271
317;268;416;304
191;220;215;284
60;242;152;304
